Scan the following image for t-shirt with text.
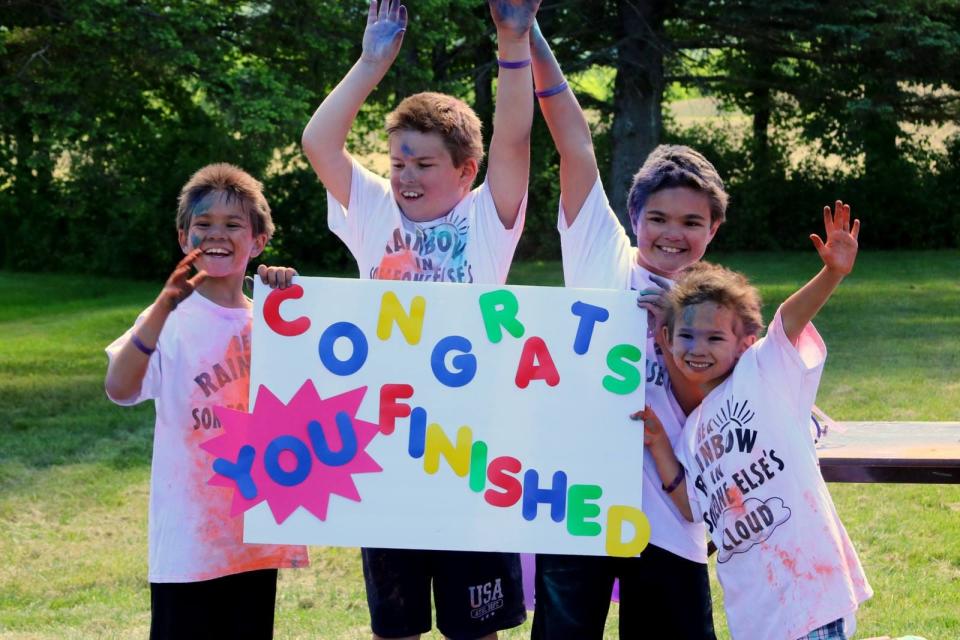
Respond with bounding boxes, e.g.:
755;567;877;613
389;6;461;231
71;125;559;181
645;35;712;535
327;159;525;285
677;310;871;640
106;293;308;583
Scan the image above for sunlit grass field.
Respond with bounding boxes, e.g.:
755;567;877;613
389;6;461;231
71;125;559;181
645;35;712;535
1;251;958;639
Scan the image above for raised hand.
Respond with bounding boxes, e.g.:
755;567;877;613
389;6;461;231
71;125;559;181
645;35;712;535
488;0;541;39
159;249;207;310
810;200;860;277
361;0;407;65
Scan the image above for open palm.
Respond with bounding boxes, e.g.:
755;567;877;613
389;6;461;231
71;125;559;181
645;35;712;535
810;200;860;276
361;0;407;64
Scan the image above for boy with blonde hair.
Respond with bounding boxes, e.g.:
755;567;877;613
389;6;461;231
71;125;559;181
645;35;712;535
296;1;541;637
104;163;308;639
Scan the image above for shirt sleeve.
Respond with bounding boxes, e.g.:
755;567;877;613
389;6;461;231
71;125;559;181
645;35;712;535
326;158;395;267
755;307;827;424
104;308;162;406
470;180;526;284
557;177;634;289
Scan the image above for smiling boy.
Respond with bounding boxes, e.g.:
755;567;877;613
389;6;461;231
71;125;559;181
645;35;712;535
527;22;723;639
104;163;308;639
298;1;540;638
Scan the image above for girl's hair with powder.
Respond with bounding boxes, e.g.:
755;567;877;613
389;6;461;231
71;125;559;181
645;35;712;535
665;261;764;338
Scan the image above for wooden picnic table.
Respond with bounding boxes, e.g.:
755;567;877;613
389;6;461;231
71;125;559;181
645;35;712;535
817;421;960;484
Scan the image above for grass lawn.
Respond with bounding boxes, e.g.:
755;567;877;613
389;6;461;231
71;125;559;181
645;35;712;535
1;251;958;639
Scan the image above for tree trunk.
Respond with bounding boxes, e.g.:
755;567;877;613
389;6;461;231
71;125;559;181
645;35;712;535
609;0;671;239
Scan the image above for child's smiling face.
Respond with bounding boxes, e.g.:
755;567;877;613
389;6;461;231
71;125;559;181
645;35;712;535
178;191;265;280
669;301;756;392
633;187;719;278
389;130;477;223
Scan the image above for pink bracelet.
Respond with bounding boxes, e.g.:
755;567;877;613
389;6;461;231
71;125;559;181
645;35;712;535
535;80;568;98
662;466;685;493
497;58;531;69
130;332;156;356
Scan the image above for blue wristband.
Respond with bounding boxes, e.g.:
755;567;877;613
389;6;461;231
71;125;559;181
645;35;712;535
535;80;568;99
130;332;156;356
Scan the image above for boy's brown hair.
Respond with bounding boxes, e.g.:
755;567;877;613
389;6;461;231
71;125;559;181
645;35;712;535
176;163;275;241
386;92;484;168
665;262;764;338
627;144;729;230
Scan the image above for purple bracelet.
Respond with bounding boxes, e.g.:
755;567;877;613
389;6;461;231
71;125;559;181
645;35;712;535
662;466;685;493
497;57;531;70
535;80;568;99
130;332;156;356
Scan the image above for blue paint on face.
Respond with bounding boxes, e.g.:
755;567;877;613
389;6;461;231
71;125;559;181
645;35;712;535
190;233;202;249
400;142;415;158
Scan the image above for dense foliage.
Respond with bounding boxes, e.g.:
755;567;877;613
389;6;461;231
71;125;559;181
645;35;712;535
2;0;958;278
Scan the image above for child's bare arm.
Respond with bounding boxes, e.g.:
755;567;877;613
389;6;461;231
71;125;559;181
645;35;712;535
302;0;407;205
634;405;694;521
529;21;598;226
105;250;207;401
486;0;540;229
781;201;860;343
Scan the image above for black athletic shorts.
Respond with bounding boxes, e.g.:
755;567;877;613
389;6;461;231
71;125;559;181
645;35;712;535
150;568;278;640
362;547;526;639
531;544;716;640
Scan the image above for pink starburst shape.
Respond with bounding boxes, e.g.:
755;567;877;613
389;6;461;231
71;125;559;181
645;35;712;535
201;381;382;524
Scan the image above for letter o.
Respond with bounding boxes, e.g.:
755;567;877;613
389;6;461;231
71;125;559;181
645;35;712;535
318;322;368;376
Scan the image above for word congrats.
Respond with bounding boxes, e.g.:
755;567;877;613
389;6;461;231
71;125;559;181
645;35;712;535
204;277;650;557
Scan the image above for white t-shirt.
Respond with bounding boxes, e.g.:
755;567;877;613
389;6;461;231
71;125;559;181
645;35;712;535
106;293;309;583
558;177;708;563
677;310;872;640
327;159;525;284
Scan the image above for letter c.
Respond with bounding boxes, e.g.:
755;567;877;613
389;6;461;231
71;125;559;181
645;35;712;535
263;285;310;337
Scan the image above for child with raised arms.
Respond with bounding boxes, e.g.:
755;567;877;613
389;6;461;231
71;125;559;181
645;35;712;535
527;20;721;639
641;202;872;640
292;1;541;637
104;163;308;639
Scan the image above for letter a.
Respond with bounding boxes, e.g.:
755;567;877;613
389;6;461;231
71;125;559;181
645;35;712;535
515;337;560;389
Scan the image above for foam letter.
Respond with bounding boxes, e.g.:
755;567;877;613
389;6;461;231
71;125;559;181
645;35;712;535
602;344;643;394
263;284;310;337
522;469;568;522
605;505;651;557
263;436;312;487
430;336;476;388
408;407;428;458
376;291;426;345
318;322;368;376
212;445;258;499
566;484;603;536
515;336;560;388
485;456;523;507
468;440;488;492
424;424;473;477
307;412;358;467
378;383;413;435
478;289;525;343
570;302;610;355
